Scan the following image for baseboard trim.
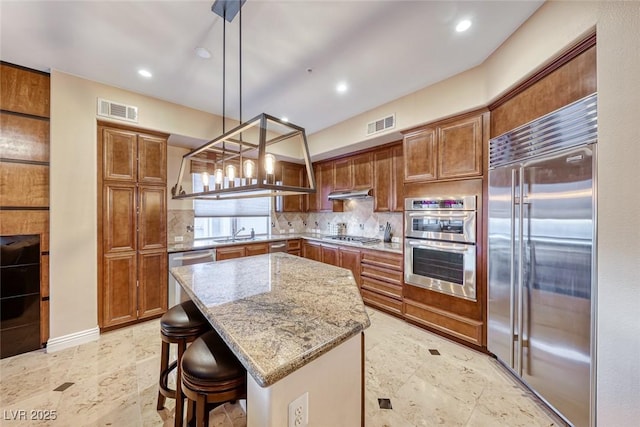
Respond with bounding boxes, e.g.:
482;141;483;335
46;326;100;353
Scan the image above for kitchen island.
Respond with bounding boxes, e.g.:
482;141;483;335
170;252;370;426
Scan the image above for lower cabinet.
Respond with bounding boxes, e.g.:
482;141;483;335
287;239;301;256
217;242;269;261
321;244;339;266
338;247;361;287
138;250;168;319
302;240;322;262
360;250;403;317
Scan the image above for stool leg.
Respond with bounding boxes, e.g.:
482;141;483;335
157;340;170;410
186;397;194;427
174;339;187;427
196;394;207;427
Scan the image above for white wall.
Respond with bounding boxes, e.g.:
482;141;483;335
50;72;221;338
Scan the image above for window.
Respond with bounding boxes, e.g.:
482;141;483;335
192;174;271;240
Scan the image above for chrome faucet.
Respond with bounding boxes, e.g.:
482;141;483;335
232;227;246;240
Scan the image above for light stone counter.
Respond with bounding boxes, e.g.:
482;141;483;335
170;252;370;387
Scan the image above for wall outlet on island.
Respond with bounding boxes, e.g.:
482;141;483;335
288;392;308;427
174;236;184;242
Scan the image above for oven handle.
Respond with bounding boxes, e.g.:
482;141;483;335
406;212;473;218
406;240;473;253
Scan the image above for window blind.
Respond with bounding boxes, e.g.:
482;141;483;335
192;173;271;217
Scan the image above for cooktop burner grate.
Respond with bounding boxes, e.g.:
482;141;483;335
323;235;381;245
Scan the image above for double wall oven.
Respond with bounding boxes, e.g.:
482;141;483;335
404;195;477;301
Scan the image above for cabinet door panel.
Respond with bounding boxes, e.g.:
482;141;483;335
352;152;373;189
281;162;304;212
307;164;321;212
102;253;137;327
138;135;167;184
103;128;137;182
104;184;137;253
318;162;335;211
302;241;321;262
321;245;339;266
333;158;353;191
339;247;361;288
437;115;482;179
392;145;404;211
373;148;392;212
403;128;437;182
0;64;50;118
138;250;167;319
138;185;166;251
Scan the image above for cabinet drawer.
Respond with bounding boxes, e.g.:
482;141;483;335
246;243;269;257
403;298;483;346
361;276;402;299
361;250;402;271
361;264;402;286
361;289;402;317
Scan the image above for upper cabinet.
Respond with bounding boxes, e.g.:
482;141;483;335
403;111;486;183
307;161;343;212
334;153;373;191
275;161;305;212
373;142;403;212
102;127;167;184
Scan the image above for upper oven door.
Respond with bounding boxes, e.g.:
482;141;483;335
404;210;476;243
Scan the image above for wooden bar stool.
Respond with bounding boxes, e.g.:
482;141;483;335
180;330;247;427
157;300;211;426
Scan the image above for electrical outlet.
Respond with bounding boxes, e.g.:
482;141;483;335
288;392;308;427
174;236;184;242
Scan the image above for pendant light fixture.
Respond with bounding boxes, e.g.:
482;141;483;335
172;0;316;200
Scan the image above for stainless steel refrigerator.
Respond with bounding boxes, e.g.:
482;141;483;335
487;94;597;427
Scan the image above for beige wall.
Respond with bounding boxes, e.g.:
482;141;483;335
49;72;221;338
49;1;639;423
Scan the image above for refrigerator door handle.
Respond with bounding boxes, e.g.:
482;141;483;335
509;168;517;368
517;166;525;376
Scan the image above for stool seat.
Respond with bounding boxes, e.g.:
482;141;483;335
181;331;245;384
181;330;247;427
161;300;209;337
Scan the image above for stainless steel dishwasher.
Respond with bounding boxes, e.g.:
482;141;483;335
168;249;216;307
268;241;287;253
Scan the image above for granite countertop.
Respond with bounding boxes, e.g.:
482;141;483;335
170;253;371;387
168;233;403;254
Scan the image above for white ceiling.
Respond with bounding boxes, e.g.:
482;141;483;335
0;0;542;146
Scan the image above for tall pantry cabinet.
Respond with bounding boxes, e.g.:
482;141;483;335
97;122;168;330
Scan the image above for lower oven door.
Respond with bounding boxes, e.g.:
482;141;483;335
404;238;476;301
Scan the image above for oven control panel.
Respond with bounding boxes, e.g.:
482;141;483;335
405;195;476;211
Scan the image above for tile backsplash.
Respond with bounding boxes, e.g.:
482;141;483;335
168;199;403;245
167;209;195;245
273;198;403;241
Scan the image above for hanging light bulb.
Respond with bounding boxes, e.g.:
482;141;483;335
243;159;256;181
201;171;210;192
226;164;237;187
264;153;276;184
214;168;224;189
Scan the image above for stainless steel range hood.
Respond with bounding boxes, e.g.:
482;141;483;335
327;188;373;200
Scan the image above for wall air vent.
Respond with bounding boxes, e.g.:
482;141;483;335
97;98;138;123
366;114;395;136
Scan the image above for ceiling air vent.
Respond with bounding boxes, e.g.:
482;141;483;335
367;114;395;136
97;98;138;123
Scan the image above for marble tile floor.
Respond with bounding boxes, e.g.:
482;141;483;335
0;308;566;426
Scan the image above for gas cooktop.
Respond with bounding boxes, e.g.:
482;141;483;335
323;235;381;245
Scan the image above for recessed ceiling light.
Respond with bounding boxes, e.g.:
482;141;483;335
336;82;348;94
281;116;289;122
456;19;472;32
195;47;212;59
138;69;152;78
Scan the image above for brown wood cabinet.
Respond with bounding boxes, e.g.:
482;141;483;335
360;250;403;317
98;122;168;330
216;242;269;260
373;143;403;212
333;158;353;191
321;245;339;266
334;153;373;191
302;240;322;262
277;161;305;212
307;161;343;212
287;239;301;256
246;242;269;257
403;111;485;183
339;247;361;288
